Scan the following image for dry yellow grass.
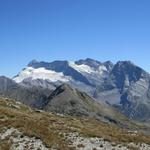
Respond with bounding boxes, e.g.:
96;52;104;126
0;140;12;150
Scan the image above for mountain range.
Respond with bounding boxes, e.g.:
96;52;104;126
1;58;150;122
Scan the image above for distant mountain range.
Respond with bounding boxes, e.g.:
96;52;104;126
0;58;150;122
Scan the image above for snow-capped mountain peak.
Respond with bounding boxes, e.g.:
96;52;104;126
69;62;95;74
13;59;113;89
69;61;108;75
14;67;71;83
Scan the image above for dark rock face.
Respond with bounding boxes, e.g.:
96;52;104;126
94;61;150;121
110;61;146;91
0;76;19;91
0;76;51;108
75;58;102;69
75;58;114;71
103;61;114;71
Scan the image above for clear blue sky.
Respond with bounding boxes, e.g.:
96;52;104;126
0;0;150;77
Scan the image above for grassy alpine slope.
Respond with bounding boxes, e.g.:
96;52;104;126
0;97;150;150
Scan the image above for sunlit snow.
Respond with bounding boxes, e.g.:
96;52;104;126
69;61;107;75
13;67;71;83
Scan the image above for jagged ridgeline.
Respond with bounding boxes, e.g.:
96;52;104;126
0;58;150;122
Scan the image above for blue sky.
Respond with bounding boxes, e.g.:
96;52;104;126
0;0;150;77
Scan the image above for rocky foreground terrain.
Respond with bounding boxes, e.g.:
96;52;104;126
0;98;150;150
1;58;150;149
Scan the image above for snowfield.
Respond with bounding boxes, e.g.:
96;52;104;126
14;61;108;84
14;67;71;83
69;61;107;75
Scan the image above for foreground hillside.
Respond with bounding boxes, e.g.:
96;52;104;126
42;84;133;127
0;98;150;150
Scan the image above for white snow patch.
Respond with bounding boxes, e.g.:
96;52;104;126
69;62;95;74
98;65;107;74
69;62;107;75
13;67;71;83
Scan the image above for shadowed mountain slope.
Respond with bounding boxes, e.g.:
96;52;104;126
43;84;135;127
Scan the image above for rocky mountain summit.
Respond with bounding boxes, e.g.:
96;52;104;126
42;84;132;127
12;58;150;122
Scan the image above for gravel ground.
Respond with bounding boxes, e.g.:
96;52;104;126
65;132;150;150
0;128;48;150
